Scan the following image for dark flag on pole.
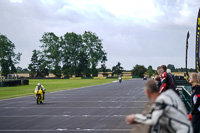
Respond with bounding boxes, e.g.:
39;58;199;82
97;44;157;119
195;8;200;73
185;32;190;81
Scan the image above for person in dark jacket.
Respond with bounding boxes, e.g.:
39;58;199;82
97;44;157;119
189;73;200;133
167;69;176;86
167;69;179;95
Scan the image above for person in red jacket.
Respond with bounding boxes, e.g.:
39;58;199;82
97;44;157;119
157;66;176;93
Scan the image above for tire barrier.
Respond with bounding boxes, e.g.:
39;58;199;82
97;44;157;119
0;80;29;87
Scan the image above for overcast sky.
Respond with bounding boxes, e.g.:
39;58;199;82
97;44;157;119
0;0;200;70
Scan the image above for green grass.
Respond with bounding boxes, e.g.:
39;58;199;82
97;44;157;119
0;79;116;100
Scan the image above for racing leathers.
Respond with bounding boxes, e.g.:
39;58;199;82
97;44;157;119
159;72;176;93
35;85;45;99
190;85;200;133
134;89;193;133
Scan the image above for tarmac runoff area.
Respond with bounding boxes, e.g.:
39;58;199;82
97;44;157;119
0;79;148;133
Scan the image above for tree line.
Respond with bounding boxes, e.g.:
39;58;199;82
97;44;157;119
28;31;107;78
0;32;194;79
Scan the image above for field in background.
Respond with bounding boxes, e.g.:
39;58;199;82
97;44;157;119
0;79;117;100
172;72;194;76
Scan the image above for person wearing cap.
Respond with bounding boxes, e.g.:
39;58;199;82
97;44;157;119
35;83;46;99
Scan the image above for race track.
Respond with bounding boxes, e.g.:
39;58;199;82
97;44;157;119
0;79;148;133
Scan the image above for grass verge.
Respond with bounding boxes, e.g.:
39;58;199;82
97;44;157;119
0;79;116;100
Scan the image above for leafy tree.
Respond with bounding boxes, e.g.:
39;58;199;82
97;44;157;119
100;54;108;77
0;33;21;77
40;33;62;78
82;31;106;77
145;65;156;78
22;68;29;72
17;67;29;73
16;66;23;72
39;31;107;78
188;68;195;72
77;51;90;77
28;50;49;77
112;62;124;76
167;64;176;72
132;64;147;78
61;32;84;77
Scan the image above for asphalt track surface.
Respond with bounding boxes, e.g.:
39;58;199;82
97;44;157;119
0;79;148;133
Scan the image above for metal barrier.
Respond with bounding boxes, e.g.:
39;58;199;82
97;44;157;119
177;86;191;113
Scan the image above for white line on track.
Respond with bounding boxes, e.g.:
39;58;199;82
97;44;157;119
46;96;145;99
0;101;147;105
0;129;131;132
1;107;144;109
0;115;127;118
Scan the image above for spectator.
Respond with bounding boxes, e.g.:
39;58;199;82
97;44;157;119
189;73;200;133
157;66;176;93
161;65;167;72
154;75;161;89
167;69;179;95
126;80;193;133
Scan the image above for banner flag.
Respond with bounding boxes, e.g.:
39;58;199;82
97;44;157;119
186;32;189;81
195;8;200;72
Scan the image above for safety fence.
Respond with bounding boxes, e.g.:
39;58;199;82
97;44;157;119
65;76;136;80
178;86;191;113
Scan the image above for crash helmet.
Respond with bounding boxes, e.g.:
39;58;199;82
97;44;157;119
37;83;41;87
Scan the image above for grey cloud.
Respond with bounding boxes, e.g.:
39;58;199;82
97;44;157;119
0;0;199;70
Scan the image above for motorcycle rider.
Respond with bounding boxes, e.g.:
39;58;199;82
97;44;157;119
119;75;122;83
36;83;46;99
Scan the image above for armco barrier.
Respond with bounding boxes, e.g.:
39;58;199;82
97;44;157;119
0;79;29;87
178;86;191;113
69;77;82;80
176;80;190;86
94;77;106;79
106;77;118;79
122;76;132;79
82;77;94;79
21;80;29;85
4;80;21;86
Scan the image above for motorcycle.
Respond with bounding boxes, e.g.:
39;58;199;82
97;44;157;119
34;87;44;104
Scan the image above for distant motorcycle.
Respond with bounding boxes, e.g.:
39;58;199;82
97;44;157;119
143;76;147;80
34;87;44;104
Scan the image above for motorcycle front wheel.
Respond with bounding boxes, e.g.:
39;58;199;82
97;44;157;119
36;95;40;104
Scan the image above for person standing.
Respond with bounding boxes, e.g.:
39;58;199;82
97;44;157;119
157;66;176;93
167;69;177;87
189;73;200;133
167;69;179;95
154;75;161;89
